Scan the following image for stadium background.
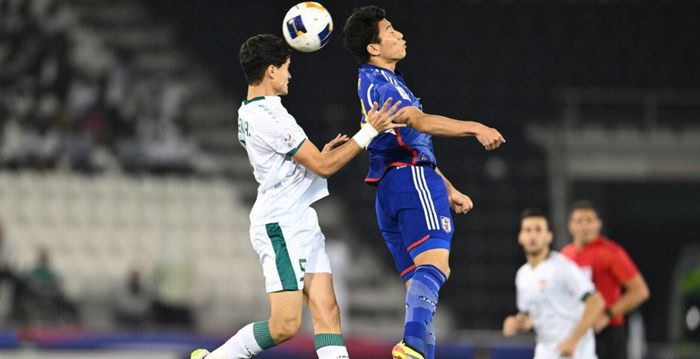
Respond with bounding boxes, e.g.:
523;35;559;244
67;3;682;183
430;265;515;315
1;0;699;358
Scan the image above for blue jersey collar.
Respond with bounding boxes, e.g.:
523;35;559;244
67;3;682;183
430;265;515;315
360;63;404;78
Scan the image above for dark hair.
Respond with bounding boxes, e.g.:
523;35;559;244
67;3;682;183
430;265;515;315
569;200;600;216
521;207;548;221
342;5;386;64
239;34;291;85
521;207;551;231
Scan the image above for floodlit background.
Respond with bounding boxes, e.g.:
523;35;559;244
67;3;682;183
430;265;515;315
1;0;699;358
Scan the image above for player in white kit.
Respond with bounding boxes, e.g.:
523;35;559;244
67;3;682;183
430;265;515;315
503;209;605;359
191;34;403;359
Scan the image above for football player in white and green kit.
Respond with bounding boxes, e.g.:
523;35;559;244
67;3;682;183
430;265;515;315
191;34;403;359
503;209;605;359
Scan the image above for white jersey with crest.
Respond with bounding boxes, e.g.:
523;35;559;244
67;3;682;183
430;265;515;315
237;96;328;225
516;251;597;359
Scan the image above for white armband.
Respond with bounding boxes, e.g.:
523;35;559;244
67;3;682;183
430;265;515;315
352;124;379;149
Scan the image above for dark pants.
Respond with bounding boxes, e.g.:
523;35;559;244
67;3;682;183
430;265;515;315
595;324;627;359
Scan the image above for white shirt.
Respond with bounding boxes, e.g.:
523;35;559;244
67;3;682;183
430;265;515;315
237;96;328;225
516;251;597;359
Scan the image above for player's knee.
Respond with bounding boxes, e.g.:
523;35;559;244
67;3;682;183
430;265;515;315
270;315;302;342
439;264;451;279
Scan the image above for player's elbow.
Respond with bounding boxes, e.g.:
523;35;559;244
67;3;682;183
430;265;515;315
637;284;650;303
316;163;334;178
590;292;605;312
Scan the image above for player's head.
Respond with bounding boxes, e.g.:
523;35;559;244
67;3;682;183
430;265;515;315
239;34;292;95
343;6;406;65
518;208;553;257
568;200;602;245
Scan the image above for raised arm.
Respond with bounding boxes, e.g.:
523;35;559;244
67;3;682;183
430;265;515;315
394;106;506;150
293;99;403;178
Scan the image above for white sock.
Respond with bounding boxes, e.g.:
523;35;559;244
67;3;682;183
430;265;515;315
315;334;350;359
207;321;275;359
317;345;350;359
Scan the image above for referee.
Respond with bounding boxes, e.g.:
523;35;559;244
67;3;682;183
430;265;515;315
562;200;650;359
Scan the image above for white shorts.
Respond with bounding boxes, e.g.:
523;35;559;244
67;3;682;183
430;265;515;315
534;333;597;359
250;207;332;292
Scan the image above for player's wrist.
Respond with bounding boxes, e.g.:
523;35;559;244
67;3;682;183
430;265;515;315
605;308;615;319
352;124;379;149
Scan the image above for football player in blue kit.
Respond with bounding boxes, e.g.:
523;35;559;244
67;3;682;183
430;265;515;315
342;6;506;359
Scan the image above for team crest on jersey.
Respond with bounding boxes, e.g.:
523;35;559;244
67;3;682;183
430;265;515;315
395;85;411;101
539;279;548;291
284;132;295;147
441;216;452;233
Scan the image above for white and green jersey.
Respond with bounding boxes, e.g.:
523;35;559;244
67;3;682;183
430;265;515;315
515;251;597;359
237;96;328;225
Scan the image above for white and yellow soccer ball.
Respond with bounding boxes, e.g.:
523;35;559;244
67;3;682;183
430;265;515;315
282;2;333;52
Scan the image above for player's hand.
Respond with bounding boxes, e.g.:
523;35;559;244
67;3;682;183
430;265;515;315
448;188;473;214
593;312;610;333
322;134;349;153
557;336;579;357
502;316;520;336
475;125;505;151
366;98;405;133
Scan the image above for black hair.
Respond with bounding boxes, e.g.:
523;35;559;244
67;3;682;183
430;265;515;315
521;207;547;220
569;199;600;216
342;5;386;64
239;34;291;85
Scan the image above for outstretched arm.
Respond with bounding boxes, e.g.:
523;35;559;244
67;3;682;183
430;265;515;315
435;167;473;214
394;106;506;150
293;99;404;178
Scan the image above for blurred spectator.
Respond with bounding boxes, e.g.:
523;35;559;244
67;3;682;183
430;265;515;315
115;268;152;329
24;247;79;325
151;245;196;328
0;0;199;174
0;223;17;324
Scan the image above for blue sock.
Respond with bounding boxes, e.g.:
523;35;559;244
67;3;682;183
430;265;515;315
403;264;446;356
426;320;436;359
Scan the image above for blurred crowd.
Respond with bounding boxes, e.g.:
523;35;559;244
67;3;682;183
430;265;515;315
0;221;197;329
0;0;199;175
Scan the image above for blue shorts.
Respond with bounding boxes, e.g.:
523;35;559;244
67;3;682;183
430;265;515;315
375;165;454;282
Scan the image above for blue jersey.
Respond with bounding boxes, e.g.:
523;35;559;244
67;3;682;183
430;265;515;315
357;64;437;184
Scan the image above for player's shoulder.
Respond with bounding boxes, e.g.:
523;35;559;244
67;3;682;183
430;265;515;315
515;262;530;279
597;236;624;250
550;251;579;269
560;243;577;257
240;98;293;124
359;64;392;86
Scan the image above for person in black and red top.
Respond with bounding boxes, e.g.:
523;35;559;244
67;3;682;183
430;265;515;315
562;200;650;359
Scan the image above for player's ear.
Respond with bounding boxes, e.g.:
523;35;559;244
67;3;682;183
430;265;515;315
367;43;381;57
266;64;277;80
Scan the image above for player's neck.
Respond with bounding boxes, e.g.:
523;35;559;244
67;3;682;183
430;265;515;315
368;58;397;73
526;248;550;268
573;236;596;249
246;83;278;100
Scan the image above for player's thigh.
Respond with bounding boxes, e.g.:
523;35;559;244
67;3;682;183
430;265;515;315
375;197;417;282
250;216;314;293
394;166;454;260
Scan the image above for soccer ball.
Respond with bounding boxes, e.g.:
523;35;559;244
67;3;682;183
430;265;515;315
282;2;333;52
